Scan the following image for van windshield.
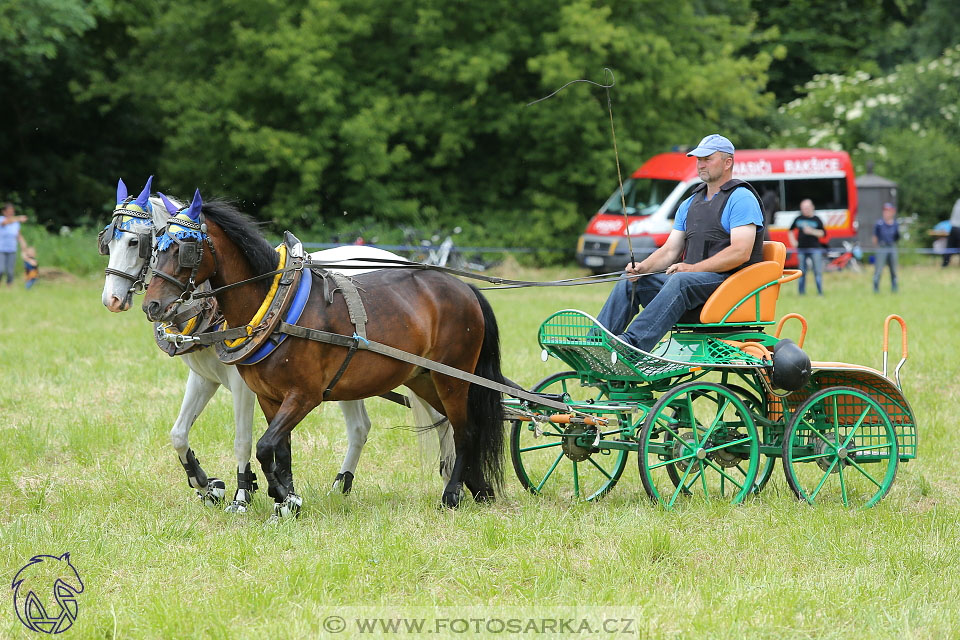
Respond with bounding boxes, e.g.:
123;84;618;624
600;179;681;216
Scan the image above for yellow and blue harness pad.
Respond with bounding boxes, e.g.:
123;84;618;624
210;243;312;366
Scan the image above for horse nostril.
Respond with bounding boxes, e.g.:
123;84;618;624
144;300;160;319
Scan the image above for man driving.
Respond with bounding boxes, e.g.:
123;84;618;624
596;134;765;351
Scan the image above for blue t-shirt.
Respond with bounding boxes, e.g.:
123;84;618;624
674;188;764;233
0;220;21;253
874;219;899;246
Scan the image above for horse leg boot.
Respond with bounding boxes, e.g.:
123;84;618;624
226;463;259;514
171;371;225;506
225;376;258;513
332;400;371;494
256;397;314;521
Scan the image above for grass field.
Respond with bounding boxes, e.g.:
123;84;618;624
2;262;959;639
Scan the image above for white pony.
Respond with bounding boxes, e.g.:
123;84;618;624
100;178;454;512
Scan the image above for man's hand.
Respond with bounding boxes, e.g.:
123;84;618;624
624;261;644;282
665;262;695;275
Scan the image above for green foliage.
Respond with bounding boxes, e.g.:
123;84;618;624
18;225;106;277
0;0;107;71
748;0;910;102
66;0;771;263
775;45;960;225
12;0;959;262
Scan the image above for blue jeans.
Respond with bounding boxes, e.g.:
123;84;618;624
873;247;898;292
1;252;15;285
796;248;824;295
596;272;728;352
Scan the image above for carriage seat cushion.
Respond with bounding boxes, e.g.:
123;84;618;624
677;241;787;325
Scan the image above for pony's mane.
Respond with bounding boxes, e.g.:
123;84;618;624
200;200;278;276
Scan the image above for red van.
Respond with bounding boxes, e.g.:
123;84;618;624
576;148;858;271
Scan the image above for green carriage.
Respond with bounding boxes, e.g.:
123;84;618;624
505;242;916;508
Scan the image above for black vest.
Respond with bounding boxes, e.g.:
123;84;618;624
682;179;765;271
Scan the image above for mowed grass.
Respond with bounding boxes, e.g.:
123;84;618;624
1;262;959;639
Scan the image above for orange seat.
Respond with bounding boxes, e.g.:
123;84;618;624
697;241;800;324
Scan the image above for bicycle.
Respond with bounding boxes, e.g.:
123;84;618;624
825;240;863;272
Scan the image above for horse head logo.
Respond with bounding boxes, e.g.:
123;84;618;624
11;553;84;634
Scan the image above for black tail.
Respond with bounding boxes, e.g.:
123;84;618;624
464;284;506;493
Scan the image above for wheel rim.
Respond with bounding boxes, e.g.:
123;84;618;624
640;382;759;507
510;372;629;501
783;386;898;508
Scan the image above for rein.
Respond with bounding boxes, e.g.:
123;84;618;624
186;255;648;301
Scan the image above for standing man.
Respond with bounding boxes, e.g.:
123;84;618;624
872;202;900;293
943;196;960;267
789;199;826;295
1;203;28;288
596;134;764;352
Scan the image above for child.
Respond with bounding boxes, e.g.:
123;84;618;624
872;203;900;293
22;246;38;289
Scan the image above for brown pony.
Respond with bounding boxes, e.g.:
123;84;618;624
142;191;505;518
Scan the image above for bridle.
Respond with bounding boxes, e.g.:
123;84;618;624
99;203;154;297
152;210;218;306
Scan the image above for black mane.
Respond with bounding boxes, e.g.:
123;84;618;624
200;200;278;276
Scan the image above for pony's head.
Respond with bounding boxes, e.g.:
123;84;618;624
100;176;158;312
142;189;216;322
12;552;84;634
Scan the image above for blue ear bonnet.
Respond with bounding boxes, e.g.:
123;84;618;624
156;189;206;251
105;176;154;240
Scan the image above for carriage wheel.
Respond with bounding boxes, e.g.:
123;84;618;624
510;372;629;501
639;382;759;507
782;386;898;508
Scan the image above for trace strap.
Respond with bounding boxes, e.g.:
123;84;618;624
275;322;571;412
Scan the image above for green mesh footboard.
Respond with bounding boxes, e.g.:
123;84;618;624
538;310;769;383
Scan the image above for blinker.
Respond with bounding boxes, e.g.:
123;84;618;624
178;241;200;268
137;232;152;260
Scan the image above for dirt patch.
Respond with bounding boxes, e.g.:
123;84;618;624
38;267;79;283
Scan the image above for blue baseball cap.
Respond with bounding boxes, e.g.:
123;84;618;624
686;134;735;157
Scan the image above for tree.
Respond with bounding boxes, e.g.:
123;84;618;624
75;0;772;258
775;45;960;224
748;0;914;103
0;0;128;226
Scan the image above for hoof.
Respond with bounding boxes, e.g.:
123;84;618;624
197;478;226;507
267;493;302;523
441;483;463;509
225;500;248;514
330;471;354;495
225;487;254;513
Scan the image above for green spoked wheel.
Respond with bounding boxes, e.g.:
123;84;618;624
783;386;898;508
510;372;630;501
639;382;759;507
